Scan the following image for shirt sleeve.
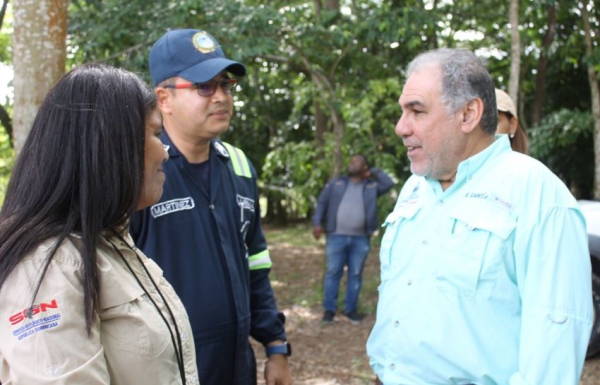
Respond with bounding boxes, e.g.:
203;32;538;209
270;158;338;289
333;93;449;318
510;206;593;385
312;180;334;227
0;251;110;384
244;162;287;345
370;167;395;196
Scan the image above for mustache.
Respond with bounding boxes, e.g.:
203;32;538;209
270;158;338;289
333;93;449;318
208;105;231;115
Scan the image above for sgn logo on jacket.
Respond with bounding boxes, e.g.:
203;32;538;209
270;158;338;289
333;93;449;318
9;299;59;325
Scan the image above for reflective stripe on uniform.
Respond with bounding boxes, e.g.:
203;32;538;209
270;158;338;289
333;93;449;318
248;249;272;270
222;142;252;178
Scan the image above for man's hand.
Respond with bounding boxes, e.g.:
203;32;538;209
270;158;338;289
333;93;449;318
264;354;292;385
312;226;324;240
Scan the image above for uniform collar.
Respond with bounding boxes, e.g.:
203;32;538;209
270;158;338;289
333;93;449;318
160;130;179;158
160;130;230;161
212;140;231;159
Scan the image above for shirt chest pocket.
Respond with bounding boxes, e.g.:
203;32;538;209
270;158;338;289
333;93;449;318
99;273;170;358
435;202;516;302
380;201;423;283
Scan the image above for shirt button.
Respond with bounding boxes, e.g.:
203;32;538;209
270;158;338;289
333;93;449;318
209;204;215;209
422;240;428;246
407;280;412;286
394;320;399;327
389;363;396;370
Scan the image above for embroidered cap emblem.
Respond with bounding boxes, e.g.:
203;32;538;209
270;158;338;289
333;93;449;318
193;31;217;53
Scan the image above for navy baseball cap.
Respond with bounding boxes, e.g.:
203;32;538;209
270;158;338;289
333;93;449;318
149;29;246;86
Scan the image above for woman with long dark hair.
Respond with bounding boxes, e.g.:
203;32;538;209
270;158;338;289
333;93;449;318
0;64;197;384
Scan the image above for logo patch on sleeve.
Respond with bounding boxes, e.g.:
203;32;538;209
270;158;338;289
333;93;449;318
236;194;255;224
9;299;62;341
151;197;196;218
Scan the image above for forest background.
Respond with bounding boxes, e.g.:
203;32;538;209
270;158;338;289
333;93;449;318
0;0;598;226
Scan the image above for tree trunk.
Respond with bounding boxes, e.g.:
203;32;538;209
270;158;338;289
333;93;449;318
321;0;342;176
531;4;556;126
313;0;321;22
508;0;520;105
314;98;327;162
323;0;339;10
12;0;68;155
581;0;600;199
331;110;343;177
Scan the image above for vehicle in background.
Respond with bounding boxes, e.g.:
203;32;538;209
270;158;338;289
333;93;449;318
578;200;600;358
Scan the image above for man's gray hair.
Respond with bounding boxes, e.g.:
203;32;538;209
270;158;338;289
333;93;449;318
406;48;498;134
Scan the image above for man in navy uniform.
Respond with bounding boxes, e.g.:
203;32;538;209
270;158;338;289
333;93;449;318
131;29;292;385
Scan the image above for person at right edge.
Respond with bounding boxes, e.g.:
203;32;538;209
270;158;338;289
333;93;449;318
366;48;593;385
131;29;292;385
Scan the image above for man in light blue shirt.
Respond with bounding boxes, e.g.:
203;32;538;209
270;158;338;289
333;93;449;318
366;48;593;385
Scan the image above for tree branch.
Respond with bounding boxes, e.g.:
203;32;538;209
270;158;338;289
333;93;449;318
262;54;290;63
0;0;9;31
328;32;357;79
89;39;154;64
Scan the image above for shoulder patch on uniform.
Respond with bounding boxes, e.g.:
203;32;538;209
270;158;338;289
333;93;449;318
214;141;230;158
151;197;196;218
9;299;62;341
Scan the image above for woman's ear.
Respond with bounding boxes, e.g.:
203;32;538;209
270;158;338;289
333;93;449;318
509;116;519;137
460;98;484;134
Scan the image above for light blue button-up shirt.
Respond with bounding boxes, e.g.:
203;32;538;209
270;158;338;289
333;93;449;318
367;135;593;385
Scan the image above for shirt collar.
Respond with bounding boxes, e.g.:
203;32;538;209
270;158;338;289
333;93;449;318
160;130;229;160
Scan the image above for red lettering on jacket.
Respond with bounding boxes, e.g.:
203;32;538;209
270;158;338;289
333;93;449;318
9;299;58;325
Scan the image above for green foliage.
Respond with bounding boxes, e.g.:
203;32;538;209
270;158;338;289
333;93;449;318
68;0;206;82
529;109;594;198
261;140;324;219
0;8;13;202
60;0;600;217
0;31;11;63
0;128;14;205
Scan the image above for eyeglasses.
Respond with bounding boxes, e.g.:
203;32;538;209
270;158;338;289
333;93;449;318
164;78;237;97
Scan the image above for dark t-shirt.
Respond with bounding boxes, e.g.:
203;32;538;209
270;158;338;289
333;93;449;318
187;158;211;196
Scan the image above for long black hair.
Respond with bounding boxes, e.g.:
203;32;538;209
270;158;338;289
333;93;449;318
0;64;156;333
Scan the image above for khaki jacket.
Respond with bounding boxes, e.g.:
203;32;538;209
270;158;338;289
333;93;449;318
0;233;198;384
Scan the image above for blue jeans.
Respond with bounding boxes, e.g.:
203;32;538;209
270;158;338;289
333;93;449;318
323;234;371;313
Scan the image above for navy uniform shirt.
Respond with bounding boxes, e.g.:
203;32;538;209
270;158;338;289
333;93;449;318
131;132;286;385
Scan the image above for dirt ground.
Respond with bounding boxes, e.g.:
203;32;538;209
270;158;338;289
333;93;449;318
254;226;600;385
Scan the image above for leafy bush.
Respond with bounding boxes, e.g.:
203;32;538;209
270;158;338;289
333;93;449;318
528;108;594;199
